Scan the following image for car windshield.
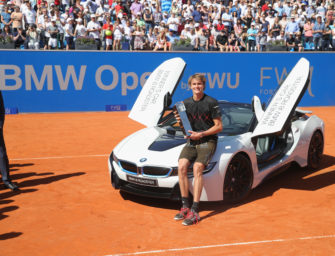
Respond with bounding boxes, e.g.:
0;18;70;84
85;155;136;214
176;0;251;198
158;102;255;136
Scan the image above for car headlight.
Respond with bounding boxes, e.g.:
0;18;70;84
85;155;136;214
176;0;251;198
112;152;119;164
170;162;217;177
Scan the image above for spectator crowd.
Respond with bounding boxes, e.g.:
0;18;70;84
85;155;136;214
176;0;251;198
0;0;334;51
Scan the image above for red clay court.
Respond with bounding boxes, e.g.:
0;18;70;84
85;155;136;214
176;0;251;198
0;107;335;256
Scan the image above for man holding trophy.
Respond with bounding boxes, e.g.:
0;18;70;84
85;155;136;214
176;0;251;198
174;74;222;226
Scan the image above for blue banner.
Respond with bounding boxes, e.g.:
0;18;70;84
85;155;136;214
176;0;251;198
0;51;334;113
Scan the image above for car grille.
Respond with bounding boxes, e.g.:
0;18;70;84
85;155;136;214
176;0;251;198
119;160;138;174
142;166;171;176
118;160;172;177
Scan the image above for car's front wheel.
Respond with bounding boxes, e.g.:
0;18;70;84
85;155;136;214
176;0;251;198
223;154;253;203
307;130;324;170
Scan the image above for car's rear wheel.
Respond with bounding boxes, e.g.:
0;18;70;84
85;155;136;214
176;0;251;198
223;154;253;203
307;131;324;170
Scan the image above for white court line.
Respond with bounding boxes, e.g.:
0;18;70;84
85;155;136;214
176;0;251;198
107;235;335;256
10;154;109;161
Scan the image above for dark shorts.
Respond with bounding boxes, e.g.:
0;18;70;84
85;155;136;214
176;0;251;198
65;36;74;45
179;139;217;166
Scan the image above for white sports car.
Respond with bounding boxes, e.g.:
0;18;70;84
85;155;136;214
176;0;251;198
108;57;324;203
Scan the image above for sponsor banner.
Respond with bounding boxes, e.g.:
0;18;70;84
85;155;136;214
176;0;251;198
105;104;127;112
5;107;19;114
0;51;334;113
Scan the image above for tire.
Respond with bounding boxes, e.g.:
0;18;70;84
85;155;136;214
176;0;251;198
307;131;324;170
223;154;253;203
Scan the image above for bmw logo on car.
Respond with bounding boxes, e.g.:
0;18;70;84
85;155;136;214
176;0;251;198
139;158;147;163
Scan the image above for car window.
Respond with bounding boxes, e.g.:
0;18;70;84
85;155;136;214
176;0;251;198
158;102;255;136
220;103;254;136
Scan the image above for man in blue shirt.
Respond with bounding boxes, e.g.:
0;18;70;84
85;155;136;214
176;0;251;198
192;5;202;23
283;1;292;17
306;5;316;19
221;7;232;32
161;0;172;14
275;2;284;18
229;3;241;18
166;29;179;49
313;15;325;50
285;16;299;36
247;22;258;51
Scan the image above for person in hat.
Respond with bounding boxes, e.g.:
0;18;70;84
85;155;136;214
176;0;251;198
167;12;179;34
162;11;169;23
64;17;75;50
180;24;191;39
286;31;297;51
166;28;179;50
74;17;87;38
295;31;304;52
194;22;202;35
247;22;257;51
87;14;102;50
216;27;228;51
47;18;59;49
313;15;325;50
135;11;145;27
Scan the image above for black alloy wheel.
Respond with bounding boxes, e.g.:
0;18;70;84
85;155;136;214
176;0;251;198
223;154;253;203
307;131;324;170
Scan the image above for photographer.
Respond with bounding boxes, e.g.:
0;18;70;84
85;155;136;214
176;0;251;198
27;24;40;49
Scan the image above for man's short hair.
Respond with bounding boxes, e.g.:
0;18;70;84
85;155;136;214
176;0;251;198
188;73;206;89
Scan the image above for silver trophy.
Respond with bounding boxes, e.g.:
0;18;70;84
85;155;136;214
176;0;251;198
174;101;192;136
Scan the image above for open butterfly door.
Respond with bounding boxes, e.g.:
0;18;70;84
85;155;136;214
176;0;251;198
252;58;310;139
128;58;186;127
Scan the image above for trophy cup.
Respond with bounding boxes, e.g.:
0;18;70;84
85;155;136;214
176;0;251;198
174;101;192;136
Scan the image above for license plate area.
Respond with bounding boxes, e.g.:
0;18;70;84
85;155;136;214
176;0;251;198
126;175;158;187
